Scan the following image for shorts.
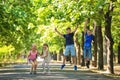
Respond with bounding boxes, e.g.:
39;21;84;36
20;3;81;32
84;46;92;59
64;44;76;56
29;59;36;62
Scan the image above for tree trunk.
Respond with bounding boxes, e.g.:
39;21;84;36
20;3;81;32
97;25;104;70
74;34;81;65
57;49;63;61
103;37;107;65
57;53;60;61
76;43;81;65
118;43;120;64
53;51;57;60
104;1;114;74
93;26;97;67
81;31;85;66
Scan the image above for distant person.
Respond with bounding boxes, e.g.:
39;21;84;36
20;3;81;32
84;19;96;68
28;44;39;74
41;43;51;74
55;26;78;70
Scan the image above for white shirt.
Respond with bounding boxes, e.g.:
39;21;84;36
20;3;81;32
43;49;51;62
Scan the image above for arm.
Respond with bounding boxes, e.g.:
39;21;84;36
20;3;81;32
27;51;30;58
55;28;63;37
37;50;40;56
41;50;48;58
92;21;96;35
84;19;88;33
72;25;78;33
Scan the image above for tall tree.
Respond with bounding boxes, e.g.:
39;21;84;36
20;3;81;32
75;33;81;65
97;23;104;70
81;31;85;66
104;1;114;74
93;24;97;67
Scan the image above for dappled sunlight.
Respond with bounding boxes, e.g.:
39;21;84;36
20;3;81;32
0;62;118;80
0;0;120;79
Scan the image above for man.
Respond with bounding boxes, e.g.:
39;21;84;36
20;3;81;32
55;26;78;70
84;19;96;68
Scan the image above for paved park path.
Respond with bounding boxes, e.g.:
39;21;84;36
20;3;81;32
0;62;119;80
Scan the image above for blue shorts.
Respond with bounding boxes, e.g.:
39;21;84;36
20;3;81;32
64;44;76;57
84;47;92;59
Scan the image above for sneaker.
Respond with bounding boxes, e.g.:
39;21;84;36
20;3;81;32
61;64;65;70
74;65;77;70
86;61;90;68
86;64;89;68
30;72;32;74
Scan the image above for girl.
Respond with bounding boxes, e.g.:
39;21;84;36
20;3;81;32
28;44;39;74
41;43;51;74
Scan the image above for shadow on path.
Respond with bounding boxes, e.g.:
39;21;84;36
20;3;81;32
0;63;118;80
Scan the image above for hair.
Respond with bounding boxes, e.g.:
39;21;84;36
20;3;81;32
31;44;37;50
32;44;36;47
43;43;48;47
41;43;49;55
66;27;71;30
88;29;92;31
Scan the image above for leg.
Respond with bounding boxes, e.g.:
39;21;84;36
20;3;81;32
72;56;77;66
42;60;46;72
46;62;50;72
61;56;67;69
29;60;35;74
84;47;89;68
63;56;67;65
84;47;87;62
70;45;76;65
34;60;38;71
88;47;92;61
85;47;92;68
61;46;69;69
33;60;38;74
70;45;77;70
87;47;92;67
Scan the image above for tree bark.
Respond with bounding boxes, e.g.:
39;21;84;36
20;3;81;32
57;48;63;61
53;51;57;60
81;31;85;66
76;43;81;65
93;26;97;67
118;43;120;64
103;37;107;65
97;25;104;70
74;34;81;65
104;1;114;74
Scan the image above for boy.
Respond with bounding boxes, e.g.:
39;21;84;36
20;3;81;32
55;26;78;70
84;19;96;68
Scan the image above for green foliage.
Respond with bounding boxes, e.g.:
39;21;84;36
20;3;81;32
0;0;120;60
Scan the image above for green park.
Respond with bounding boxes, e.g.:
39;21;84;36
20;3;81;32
0;0;120;80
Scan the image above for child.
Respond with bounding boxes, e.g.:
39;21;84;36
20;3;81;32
84;19;96;68
55;26;78;70
28;44;39;74
41;43;51;74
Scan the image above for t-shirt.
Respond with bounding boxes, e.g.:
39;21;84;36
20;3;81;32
84;33;94;47
43;49;51;62
28;50;38;60
63;32;74;46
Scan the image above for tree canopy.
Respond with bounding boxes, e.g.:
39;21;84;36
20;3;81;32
0;0;120;60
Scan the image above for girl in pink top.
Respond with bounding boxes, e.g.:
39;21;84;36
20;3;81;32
28;44;39;74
